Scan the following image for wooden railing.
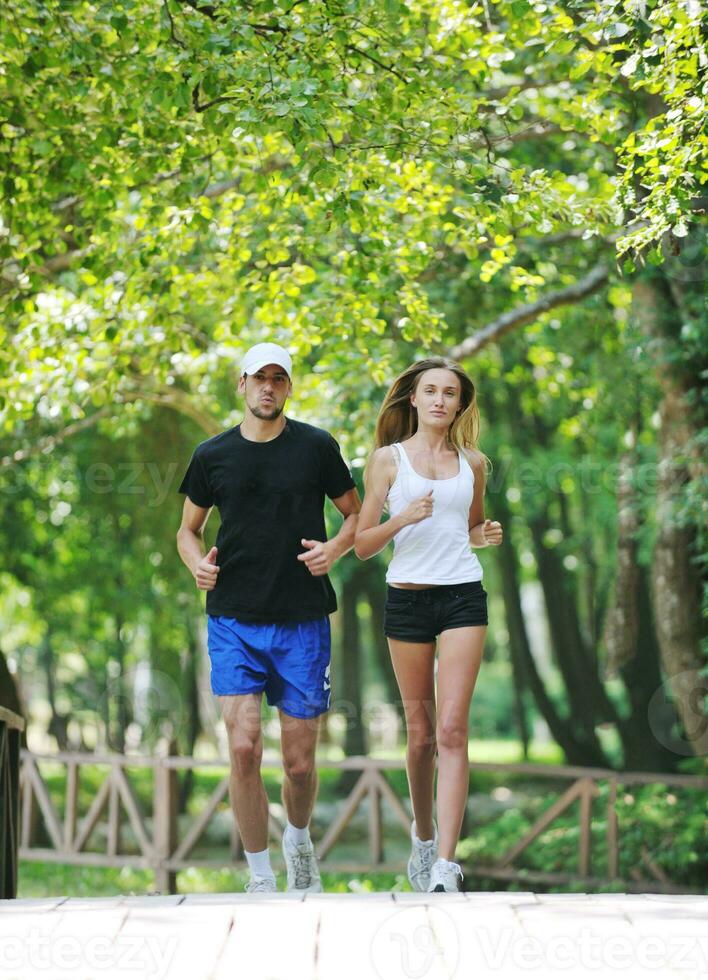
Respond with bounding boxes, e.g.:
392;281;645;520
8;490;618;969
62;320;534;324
16;747;708;895
1;706;26;899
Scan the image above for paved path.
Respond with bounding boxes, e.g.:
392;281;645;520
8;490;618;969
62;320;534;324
1;892;706;979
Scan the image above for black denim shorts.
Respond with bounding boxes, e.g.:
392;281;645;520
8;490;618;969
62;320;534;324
383;581;488;643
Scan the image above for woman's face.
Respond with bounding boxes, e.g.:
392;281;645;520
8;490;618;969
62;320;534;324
411;368;462;428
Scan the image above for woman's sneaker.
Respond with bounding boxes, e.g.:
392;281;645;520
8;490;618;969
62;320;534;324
245;873;277;893
407;820;439;892
282;830;323;893
427;858;464;893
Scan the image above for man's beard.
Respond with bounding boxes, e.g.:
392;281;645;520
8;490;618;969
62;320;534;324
249;401;284;421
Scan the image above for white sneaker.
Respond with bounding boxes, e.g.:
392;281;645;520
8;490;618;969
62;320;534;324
282;830;323;893
407;820;438;892
428;858;464;893
245;873;277;893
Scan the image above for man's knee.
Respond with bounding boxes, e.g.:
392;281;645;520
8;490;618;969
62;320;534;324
283;751;316;783
228;733;262;774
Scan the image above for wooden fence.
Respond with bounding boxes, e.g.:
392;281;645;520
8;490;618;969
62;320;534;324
1;706;25;899
16;747;708;895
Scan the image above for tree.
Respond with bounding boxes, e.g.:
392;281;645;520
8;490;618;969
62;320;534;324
2;0;704;761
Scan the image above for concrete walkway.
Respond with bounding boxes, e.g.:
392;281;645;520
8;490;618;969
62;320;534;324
1;891;706;979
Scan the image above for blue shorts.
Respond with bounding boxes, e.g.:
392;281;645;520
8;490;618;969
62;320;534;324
206;615;332;719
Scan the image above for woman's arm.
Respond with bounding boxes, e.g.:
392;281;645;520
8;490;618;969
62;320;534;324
465;449;503;547
354;447;433;559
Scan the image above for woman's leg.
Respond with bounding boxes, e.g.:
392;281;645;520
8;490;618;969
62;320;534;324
435;625;486;860
387;638;437;840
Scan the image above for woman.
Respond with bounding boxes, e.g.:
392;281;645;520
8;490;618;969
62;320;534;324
354;358;502;893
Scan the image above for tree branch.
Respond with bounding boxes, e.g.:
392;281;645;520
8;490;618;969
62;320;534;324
126;385;222;434
1;386;221;470
449;263;609;359
1;407;116;468
344;43;410;84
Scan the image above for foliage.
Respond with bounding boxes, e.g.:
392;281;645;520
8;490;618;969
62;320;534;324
458;779;708;888
2;0;704;457
1;0;705;781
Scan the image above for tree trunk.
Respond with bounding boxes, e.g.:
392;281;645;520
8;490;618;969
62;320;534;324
40;629;69;751
338;572;367;791
527;508;614;764
601;437;679;770
489;490;532;757
617;566;680;771
631;270;707;757
603;442;640;677
111;615;129;753
492;488;606;764
524;406;622;736
178;617;203;814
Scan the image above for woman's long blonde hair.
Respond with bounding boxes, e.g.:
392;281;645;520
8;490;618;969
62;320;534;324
373;358;487;463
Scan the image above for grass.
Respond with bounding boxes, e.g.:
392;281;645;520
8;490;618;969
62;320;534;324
16;861;410;898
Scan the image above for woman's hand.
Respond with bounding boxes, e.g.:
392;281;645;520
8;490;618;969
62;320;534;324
399;490;434;527
481;519;503;545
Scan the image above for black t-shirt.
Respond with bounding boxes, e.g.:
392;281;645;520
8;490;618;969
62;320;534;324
177;418;355;623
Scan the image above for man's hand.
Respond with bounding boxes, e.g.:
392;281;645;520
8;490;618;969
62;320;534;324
194;546;220;590
481;519;503;546
297;538;336;576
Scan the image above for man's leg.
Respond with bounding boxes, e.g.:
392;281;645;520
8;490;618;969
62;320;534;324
219;692;274;886
269;616;330;891
279;710;324;892
279;710;321;829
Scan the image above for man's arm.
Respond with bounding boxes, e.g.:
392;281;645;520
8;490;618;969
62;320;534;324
298;487;362;576
176;497;220;589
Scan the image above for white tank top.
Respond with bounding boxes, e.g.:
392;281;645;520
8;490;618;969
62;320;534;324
385;442;483;585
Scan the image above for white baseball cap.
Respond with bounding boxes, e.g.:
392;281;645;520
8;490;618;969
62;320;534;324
241;342;293;378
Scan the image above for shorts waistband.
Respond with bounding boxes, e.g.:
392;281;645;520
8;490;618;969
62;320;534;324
387;581;483;597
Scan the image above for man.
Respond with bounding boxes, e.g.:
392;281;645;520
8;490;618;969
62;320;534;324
176;342;360;893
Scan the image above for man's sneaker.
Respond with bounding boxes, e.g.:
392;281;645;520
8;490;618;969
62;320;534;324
245;873;277;894
282;830;323;893
428;858;464;893
407;820;438;892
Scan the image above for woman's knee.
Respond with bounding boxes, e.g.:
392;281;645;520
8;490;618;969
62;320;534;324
407;733;437;762
436;720;468;753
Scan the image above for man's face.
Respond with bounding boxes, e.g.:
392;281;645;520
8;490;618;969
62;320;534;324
238;363;292;420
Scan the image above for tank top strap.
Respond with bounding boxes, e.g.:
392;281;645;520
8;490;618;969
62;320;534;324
393;441;413;471
458;447;475;481
390;442;405;469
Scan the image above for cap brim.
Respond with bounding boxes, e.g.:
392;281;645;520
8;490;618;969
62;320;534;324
242;359;291;376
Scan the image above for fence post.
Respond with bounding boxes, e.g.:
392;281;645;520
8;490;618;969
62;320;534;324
0;706;26;899
153;736;178;894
